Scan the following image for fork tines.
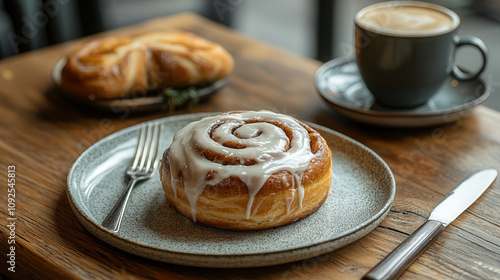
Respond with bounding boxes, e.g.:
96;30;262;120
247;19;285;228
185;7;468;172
130;122;162;174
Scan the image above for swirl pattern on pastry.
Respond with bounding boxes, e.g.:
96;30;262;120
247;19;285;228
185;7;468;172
160;110;333;230
60;31;234;100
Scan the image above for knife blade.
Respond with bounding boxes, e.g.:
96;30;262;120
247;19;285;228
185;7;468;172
362;169;498;280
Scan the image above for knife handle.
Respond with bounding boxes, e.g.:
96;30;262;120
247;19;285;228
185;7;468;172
362;220;446;280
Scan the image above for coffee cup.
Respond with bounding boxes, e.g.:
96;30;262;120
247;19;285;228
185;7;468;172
354;1;488;108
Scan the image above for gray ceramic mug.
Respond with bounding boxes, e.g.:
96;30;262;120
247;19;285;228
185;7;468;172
355;1;488;108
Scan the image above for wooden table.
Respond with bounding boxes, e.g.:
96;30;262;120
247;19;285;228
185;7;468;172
1;13;499;280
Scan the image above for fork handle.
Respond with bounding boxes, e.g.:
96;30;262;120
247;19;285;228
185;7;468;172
102;177;140;232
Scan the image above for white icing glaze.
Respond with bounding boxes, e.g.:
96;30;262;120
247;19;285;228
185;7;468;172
168;110;316;221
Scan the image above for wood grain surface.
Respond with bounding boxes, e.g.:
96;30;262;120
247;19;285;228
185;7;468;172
1;13;499;280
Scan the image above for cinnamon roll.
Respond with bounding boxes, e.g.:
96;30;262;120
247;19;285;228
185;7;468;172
160;111;333;230
60;31;234;100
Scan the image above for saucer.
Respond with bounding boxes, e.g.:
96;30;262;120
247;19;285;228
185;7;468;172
315;57;490;127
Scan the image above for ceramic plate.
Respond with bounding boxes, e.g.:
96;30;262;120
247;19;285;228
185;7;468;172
52;58;226;113
315;57;490;127
67;113;396;268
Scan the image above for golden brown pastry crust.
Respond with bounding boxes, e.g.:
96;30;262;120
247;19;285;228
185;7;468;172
160;111;333;230
60;31;234;100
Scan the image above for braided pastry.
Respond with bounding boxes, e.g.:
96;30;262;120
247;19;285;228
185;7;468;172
60;31;233;100
160;111;333;230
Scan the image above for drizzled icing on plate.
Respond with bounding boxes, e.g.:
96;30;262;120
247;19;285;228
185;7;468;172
167;110;317;220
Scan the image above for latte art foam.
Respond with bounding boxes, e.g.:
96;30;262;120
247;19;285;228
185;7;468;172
357;5;457;35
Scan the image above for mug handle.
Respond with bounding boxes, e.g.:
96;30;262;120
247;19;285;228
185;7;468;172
452;35;488;81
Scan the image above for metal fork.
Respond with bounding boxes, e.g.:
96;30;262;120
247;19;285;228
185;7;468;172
102;122;163;233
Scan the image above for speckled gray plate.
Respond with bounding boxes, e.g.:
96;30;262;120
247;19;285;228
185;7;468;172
315;57;490;127
67;113;396;268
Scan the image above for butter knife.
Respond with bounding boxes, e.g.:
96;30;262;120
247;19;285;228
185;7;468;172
363;169;498;280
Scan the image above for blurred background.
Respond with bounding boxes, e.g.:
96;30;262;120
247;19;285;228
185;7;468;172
1;0;499;110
